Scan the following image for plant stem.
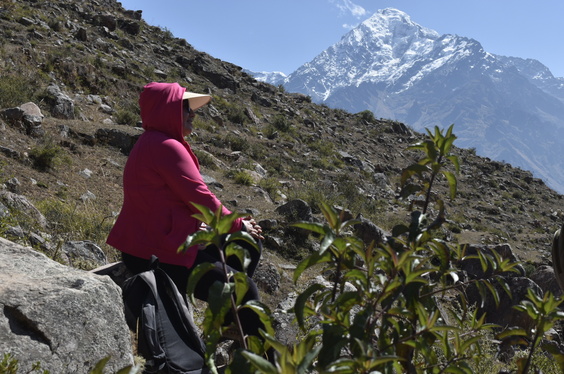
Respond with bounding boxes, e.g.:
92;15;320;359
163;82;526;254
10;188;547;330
217;243;248;350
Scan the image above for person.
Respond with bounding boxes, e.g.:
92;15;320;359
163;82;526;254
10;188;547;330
107;81;264;341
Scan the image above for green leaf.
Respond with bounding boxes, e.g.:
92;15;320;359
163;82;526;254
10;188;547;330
318;324;348;367
294;283;326;329
293;250;332;283
292;221;326;235
241;300;276;336
297;345;322;374
440;128;456;155
178;229;216;253
447;154;460;173
320;201;339;228
226;230;260;252
233;272;250;305
88;356;110;374
240;351;278;374
207;281;233;318
186;262;216;304
441;170;458;199
401;164;429;186
483;280;500;306
424;139;438;162
319;225;336;255
392;223;409;238
496;327;528;340
189;202;214;223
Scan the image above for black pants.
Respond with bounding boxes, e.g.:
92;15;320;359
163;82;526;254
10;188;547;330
122;238;263;337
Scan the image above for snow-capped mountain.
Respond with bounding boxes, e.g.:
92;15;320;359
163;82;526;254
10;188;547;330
276;8;564;193
244;69;286;86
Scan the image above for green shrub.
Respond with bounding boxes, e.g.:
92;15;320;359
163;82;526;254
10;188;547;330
258;177;281;200
193;149;218;170
308;139;334;157
226;106;247;125
179;125;564;374
224;133;249;152
271;114;291;132
0;353;47;374
232;170;254;186
0;74;37;108
115;108;138;126
29;142;68;172
356;109;376;123
263;124;279;140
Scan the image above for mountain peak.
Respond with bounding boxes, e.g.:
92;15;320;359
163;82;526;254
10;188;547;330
360;8;440;41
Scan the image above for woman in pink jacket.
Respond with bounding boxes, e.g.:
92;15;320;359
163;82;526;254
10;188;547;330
107;82;263;336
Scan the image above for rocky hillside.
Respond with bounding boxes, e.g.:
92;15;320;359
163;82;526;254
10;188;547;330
0;0;562;278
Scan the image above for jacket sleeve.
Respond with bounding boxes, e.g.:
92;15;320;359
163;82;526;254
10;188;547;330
153;138;243;231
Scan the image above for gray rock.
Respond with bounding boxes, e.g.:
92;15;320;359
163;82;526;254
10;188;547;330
0;238;133;373
253;260;280;294
354;214;388;246
45;84;75;120
95;128;140;155
275;199;313;222
460;243;525;279
465;276;542;331
62;240;107;267
0;191;48;229
92;14;117;31
530;265;562;297
0;103;44;137
5;177;21;194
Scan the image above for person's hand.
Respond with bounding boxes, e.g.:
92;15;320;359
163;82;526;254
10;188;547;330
243;217;264;240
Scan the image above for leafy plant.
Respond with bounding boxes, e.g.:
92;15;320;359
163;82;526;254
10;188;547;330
271;115;292;133
0;74;38;108
29;142;68;172
400;124;459;213
232;170;254;186
356;110;376;123
0;353;48;374
172;125;561;374
499;290;564;373
178;204;275;373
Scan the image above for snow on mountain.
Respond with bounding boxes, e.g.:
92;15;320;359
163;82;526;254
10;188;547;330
272;8;564;193
244;69;286;86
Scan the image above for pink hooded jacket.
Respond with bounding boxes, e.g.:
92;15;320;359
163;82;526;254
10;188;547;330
107;82;242;268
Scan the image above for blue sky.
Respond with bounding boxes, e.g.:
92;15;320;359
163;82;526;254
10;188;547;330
118;0;564;78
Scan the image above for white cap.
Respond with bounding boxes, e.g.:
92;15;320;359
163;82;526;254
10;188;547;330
182;91;211;110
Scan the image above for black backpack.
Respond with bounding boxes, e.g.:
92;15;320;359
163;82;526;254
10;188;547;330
122;257;208;374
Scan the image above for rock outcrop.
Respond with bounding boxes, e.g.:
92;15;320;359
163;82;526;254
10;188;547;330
0;238;133;373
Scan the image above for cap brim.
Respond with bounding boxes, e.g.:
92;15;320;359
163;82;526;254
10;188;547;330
182;91;211;110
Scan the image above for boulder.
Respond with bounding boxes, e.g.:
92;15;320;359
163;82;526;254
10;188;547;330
275;199;313;222
460;243;525;279
354;214;388;247
0;238;133;373
465;276;542;331
529;265;562;297
0;103;44;137
95;128;140;155
45;84;75;120
0;191;48;229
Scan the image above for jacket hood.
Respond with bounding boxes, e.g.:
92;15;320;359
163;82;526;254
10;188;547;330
139;82;185;142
